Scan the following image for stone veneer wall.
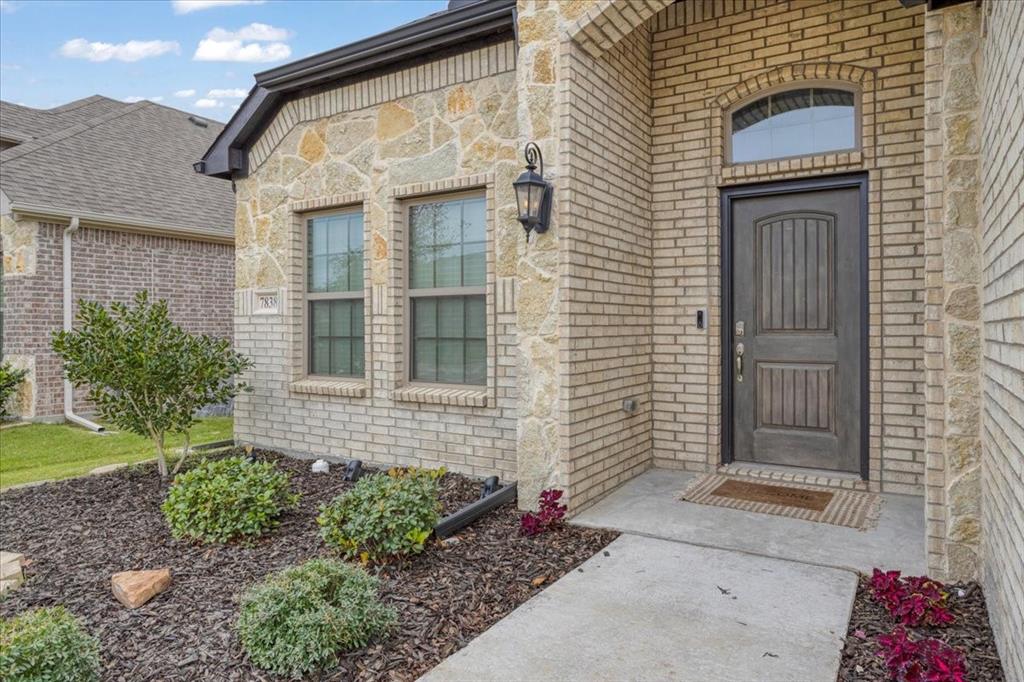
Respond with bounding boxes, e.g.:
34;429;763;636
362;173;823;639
233;40;524;482
646;0;927;494
560;25;655;510
922;1;984;581
0;219;233;418
978;0;1024;677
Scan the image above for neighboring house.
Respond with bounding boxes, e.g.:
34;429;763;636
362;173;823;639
1;96;235;421
197;0;1022;675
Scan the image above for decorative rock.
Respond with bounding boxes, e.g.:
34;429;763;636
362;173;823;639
312;459;330;474
111;569;171;608
0;551;26;594
948;323;980;372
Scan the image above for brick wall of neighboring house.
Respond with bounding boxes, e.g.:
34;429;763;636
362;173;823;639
232;40;524;482
978;0;1024;676
645;0;927;494
561;28;655;510
1;221;234;418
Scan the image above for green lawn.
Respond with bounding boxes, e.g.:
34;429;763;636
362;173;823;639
0;417;233;489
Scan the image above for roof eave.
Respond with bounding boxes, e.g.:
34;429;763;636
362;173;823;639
8;202;234;244
195;0;517;180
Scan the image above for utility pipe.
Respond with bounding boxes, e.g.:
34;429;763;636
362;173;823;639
62;217;104;433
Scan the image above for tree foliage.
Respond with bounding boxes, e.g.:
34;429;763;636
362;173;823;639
0;361;29;419
51;291;252;477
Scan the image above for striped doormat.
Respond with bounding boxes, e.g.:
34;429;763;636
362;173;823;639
679;474;882;531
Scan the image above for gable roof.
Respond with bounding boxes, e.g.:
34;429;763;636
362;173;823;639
1;98;235;242
0;95;129;145
197;0;516;179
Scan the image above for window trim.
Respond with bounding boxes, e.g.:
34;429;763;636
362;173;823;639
402;188;490;391
301;205;368;381
724;81;862;166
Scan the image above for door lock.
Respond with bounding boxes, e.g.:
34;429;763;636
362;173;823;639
735;320;745;337
735;342;745;382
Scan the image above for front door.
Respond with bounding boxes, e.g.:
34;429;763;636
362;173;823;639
727;180;865;474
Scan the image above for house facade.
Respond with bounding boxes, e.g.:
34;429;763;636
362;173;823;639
198;1;1022;675
1;97;235;420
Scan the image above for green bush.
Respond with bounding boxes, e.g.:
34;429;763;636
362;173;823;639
162;456;299;543
0;606;101;682
0;361;28;420
237;558;395;676
318;472;441;563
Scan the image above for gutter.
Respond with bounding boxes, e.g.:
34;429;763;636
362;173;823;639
11;202;233;244
62;217;104;433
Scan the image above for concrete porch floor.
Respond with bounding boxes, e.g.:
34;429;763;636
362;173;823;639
573;468;926;574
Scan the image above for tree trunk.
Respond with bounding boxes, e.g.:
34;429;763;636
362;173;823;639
172;432;191;475
154;434;168;478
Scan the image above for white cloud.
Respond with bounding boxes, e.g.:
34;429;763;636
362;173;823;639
193;23;292;63
60;38;180;63
0;62;21;71
206;87;247;98
0;1;19;14
173;89;196;98
171;0;265;14
194;98;223;108
207;22;291;42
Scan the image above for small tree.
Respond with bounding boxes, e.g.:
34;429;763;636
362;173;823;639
0;361;29;419
52;291;252;478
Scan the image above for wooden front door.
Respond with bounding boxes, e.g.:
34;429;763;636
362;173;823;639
725;179;866;474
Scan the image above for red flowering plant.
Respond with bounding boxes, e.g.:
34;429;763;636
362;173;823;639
519;488;568;536
869;569;955;627
877;627;967;682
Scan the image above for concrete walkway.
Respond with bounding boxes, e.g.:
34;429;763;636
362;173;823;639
422;534;857;682
574;469;926;574
421;469;928;681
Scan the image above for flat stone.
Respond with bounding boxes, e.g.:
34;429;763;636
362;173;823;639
0;552;26;593
111;569;172;608
948;323;980;372
945;286;980;320
420;535;857;682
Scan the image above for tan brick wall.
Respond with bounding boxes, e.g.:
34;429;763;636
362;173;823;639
646;0;927;494
561;27;654;510
978;0;1024;676
233;40;524;481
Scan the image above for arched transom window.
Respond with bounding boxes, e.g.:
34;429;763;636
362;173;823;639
729;86;857;163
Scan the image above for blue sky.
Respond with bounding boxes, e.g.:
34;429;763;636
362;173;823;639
0;0;448;121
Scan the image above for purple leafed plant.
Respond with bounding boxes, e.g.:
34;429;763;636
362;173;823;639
519;488;567;537
869;569;955;627
876;627;967;682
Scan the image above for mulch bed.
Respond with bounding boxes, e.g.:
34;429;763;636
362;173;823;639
0;449;617;681
838;575;1006;681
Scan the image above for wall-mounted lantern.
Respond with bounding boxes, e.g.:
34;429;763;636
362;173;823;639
512;142;552;241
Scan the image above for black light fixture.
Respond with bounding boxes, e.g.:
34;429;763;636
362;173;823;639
512;142;552;241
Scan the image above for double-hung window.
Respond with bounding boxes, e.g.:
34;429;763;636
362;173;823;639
306;210;364;378
408;194;486;386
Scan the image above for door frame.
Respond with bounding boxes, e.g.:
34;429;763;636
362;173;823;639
719;172;870;479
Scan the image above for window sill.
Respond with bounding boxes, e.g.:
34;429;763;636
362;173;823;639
393;385;489;408
290;378;367;398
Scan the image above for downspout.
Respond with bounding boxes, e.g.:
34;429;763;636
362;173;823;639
63;217;104;432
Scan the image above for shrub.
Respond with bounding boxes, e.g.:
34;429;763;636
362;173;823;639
0;361;28;419
876;627;966;682
318;472;441;563
0;606;101;682
520;488;567;536
162;456;299;543
869;569;954;627
51;291;252;478
237;558;395;676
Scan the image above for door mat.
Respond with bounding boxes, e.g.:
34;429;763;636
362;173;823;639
679;474;882;531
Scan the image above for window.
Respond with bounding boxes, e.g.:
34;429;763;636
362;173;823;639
306;210;364;377
408;195;486;386
730;87;856;163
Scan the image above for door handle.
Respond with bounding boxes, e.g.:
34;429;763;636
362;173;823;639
735;342;745;383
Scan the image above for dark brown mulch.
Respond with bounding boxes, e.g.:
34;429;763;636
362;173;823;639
837;575;1006;681
0;450;617;681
